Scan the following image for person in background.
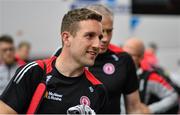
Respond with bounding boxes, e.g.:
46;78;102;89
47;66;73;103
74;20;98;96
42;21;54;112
148;42;158;54
0;35;25;95
16;41;31;63
0;46;2;65
144;42;180;113
123;38;178;114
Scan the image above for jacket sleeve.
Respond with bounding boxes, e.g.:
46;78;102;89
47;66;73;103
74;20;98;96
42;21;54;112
147;73;178;113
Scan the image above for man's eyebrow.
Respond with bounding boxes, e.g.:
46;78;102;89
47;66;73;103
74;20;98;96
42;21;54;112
84;32;96;36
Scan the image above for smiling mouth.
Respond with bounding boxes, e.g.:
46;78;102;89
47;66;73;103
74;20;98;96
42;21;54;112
86;51;98;56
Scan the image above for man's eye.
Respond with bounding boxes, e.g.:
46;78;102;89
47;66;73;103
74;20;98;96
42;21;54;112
88;34;94;37
103;28;113;34
86;33;94;39
99;34;103;40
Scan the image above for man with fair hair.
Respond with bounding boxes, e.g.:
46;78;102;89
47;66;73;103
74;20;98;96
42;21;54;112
123;38;178;114
16;41;31;63
123;38;145;68
0;8;108;114
54;4;149;114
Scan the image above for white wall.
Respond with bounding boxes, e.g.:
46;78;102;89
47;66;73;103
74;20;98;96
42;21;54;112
0;0;71;57
0;0;180;72
0;1;2;34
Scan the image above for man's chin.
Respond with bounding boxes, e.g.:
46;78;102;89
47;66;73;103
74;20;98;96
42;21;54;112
99;48;107;54
5;60;15;65
84;61;95;67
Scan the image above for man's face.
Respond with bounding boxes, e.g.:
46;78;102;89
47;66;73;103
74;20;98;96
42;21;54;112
99;16;113;54
68;20;102;66
123;46;142;68
18;46;30;60
0;42;15;65
0;44;2;62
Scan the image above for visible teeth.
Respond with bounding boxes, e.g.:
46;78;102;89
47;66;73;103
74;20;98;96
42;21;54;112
90;52;95;55
87;51;96;55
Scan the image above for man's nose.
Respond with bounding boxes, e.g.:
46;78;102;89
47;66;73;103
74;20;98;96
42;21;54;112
101;34;108;43
92;36;100;48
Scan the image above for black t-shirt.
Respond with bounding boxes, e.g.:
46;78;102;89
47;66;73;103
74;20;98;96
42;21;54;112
88;45;138;114
0;58;108;114
54;45;139;114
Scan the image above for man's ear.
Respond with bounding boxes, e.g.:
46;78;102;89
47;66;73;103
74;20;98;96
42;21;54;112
61;31;71;47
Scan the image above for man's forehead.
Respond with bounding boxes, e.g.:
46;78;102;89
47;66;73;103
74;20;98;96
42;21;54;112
78;20;102;30
79;19;101;25
102;20;113;28
0;42;13;47
126;45;143;55
0;42;11;45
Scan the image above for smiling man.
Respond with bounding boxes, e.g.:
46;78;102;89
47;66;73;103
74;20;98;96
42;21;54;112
54;4;150;114
0;8;108;114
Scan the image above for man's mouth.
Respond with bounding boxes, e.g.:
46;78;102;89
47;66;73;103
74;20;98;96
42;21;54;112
86;51;98;56
99;45;106;49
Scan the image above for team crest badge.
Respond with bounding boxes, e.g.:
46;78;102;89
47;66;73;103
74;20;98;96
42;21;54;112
103;63;115;75
80;96;90;106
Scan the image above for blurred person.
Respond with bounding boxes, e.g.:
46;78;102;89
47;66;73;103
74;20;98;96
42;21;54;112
141;42;158;70
0;8;108;114
0;47;2;65
54;4;149;114
0;35;25;95
123;38;178;114
142;42;180;97
145;41;180;113
148;42;158;54
16;41;31;63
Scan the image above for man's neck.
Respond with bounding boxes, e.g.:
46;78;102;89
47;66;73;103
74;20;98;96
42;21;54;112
55;50;84;77
5;61;16;68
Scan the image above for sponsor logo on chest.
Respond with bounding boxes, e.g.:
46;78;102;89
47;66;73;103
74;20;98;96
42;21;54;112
45;91;63;102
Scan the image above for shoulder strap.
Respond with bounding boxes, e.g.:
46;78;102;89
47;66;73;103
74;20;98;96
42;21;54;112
139;70;153;102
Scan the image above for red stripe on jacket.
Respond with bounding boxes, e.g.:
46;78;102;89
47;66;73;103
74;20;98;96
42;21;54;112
36;56;57;74
15;55;26;66
148;73;172;90
84;68;102;85
108;44;123;54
